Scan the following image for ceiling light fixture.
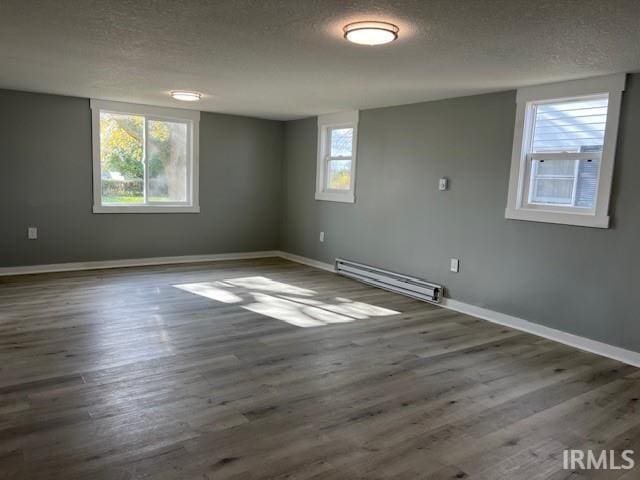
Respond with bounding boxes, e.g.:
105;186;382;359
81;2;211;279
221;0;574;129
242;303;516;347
343;21;399;45
170;91;202;102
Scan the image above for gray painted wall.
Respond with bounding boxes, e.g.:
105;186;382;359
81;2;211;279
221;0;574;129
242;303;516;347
280;75;640;353
0;89;283;267
3;80;639;353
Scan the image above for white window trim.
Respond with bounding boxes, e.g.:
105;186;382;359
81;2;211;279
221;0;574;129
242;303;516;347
505;74;625;228
91;99;200;214
315;111;358;203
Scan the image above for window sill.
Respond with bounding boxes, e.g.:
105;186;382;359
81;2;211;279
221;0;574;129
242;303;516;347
93;205;201;214
505;207;609;228
315;191;355;203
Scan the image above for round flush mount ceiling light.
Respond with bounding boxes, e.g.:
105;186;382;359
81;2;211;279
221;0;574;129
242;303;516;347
343;21;399;45
170;91;202;101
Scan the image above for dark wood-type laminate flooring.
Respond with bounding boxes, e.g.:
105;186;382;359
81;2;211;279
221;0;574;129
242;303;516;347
1;258;639;479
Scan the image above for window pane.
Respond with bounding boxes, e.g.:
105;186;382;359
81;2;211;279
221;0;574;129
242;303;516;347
100;112;144;204
575;158;600;208
530;158;599;208
147;120;188;202
531;178;575;205
535;159;576;176
532;96;608;153
330;128;353;157
327;159;352;190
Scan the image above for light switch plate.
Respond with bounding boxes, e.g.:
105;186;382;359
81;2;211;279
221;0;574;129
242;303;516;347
450;258;459;273
439;177;448;191
28;227;38;240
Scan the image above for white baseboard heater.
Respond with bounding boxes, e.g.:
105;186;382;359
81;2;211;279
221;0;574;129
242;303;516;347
335;258;442;304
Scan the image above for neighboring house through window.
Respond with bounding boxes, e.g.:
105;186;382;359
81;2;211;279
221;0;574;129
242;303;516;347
505;74;625;228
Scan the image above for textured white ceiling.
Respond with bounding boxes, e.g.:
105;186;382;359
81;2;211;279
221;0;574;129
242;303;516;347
1;0;639;120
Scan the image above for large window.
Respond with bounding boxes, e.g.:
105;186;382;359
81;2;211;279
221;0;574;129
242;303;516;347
316;111;358;203
91;100;200;213
506;75;625;228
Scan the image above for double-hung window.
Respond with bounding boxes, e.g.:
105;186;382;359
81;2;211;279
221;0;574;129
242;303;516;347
505;74;625;228
316;111;358;203
91;100;200;213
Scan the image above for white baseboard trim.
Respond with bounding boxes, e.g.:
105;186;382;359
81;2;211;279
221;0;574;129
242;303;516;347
0;251;280;277
440;298;640;368
276;251;640;368
3;249;638;368
276;251;336;272
0;249;335;277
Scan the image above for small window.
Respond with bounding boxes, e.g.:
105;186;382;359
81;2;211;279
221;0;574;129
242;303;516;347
91;100;200;213
316;111;358;203
526;96;606;209
506;75;625;228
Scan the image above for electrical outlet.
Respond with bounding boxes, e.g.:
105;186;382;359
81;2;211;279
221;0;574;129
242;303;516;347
439;177;448;191
28;227;38;240
319;231;325;242
450;258;459;273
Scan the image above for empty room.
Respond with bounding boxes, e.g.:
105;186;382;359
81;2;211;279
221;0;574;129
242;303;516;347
2;1;640;478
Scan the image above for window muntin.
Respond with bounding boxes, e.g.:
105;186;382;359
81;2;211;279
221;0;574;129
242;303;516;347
91;100;199;213
316;111;358;203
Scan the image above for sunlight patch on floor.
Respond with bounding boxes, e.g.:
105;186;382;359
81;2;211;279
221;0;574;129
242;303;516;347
280;295;398;319
172;276;399;327
175;282;243;303
245;292;354;327
225;276;315;296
